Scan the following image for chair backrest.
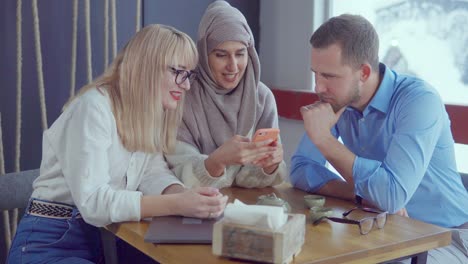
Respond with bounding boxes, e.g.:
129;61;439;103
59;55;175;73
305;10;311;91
0;169;40;211
0;169;119;264
461;172;468;191
0;169;40;262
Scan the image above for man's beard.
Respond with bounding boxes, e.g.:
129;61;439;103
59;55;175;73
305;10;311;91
319;82;360;113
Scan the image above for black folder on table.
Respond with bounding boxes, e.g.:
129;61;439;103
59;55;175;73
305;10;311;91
144;216;218;244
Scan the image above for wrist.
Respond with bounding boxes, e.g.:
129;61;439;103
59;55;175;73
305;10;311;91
141;194;178;218
205;155;225;177
164;193;183;215
162;184;185;194
263;164;279;174
355;195;362;206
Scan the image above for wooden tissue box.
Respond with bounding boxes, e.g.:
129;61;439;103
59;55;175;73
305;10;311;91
212;213;305;264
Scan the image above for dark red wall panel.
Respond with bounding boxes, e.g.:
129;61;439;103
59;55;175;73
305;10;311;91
272;89;468;145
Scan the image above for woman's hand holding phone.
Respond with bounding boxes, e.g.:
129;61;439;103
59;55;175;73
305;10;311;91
253;140;284;173
251;128;283;173
205;135;278;177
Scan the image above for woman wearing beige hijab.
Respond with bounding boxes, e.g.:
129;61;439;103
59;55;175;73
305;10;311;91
166;1;287;188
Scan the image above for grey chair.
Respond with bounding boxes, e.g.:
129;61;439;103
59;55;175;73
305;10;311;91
0;169;118;264
0;169;40;263
0;169;39;213
461;172;468;191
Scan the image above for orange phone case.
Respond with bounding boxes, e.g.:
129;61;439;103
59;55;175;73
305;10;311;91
252;128;280;142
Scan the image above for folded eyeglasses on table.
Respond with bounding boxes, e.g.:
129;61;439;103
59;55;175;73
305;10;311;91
313;207;388;235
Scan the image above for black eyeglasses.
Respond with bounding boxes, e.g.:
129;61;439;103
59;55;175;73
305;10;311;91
313;207;387;235
169;67;197;85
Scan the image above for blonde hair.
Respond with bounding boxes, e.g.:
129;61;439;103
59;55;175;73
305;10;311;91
66;24;198;154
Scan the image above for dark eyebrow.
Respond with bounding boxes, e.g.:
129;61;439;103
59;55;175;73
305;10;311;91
212;47;247;53
311;68;338;77
212;48;227;53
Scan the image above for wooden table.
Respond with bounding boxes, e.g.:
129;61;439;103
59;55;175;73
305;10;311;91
104;184;451;263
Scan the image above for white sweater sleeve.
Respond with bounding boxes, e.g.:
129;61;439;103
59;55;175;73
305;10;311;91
46;98;141;227
166;141;287;188
233;161;287;188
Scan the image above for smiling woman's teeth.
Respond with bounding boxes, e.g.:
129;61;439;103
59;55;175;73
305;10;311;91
223;73;236;81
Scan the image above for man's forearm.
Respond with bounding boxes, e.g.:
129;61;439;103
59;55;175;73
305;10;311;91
315;134;356;186
316;179;355;201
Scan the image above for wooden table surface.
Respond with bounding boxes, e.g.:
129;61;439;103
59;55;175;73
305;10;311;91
105;184;451;264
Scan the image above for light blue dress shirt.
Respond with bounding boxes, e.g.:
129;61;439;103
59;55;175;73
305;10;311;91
290;63;468;228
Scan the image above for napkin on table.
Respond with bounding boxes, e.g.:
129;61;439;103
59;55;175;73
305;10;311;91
223;199;288;230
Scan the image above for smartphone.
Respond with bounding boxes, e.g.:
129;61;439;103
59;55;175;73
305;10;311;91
252;128;280;143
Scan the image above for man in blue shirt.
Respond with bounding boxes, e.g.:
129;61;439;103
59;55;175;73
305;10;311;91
291;14;467;262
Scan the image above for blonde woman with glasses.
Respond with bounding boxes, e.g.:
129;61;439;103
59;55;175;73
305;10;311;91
8;24;228;263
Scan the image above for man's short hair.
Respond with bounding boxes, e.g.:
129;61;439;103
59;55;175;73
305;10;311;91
310;14;379;70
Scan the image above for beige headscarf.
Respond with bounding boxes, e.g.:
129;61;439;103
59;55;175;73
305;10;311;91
178;0;278;154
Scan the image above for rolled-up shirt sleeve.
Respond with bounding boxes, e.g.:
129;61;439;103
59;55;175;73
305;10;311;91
47;98;142;227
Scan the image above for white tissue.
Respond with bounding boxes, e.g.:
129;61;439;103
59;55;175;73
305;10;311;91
223;199;288;230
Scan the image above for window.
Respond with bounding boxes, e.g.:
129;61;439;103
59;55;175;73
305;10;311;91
332;0;468;173
332;0;468;105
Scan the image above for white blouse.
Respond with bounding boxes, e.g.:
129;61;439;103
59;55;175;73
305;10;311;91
32;88;183;227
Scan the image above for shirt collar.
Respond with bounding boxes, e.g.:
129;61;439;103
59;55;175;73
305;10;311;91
361;63;395;116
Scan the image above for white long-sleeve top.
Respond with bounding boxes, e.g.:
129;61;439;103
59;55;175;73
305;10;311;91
31;88;183;227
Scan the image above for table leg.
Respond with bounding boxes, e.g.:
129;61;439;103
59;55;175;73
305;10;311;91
410;251;428;264
100;228;119;264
